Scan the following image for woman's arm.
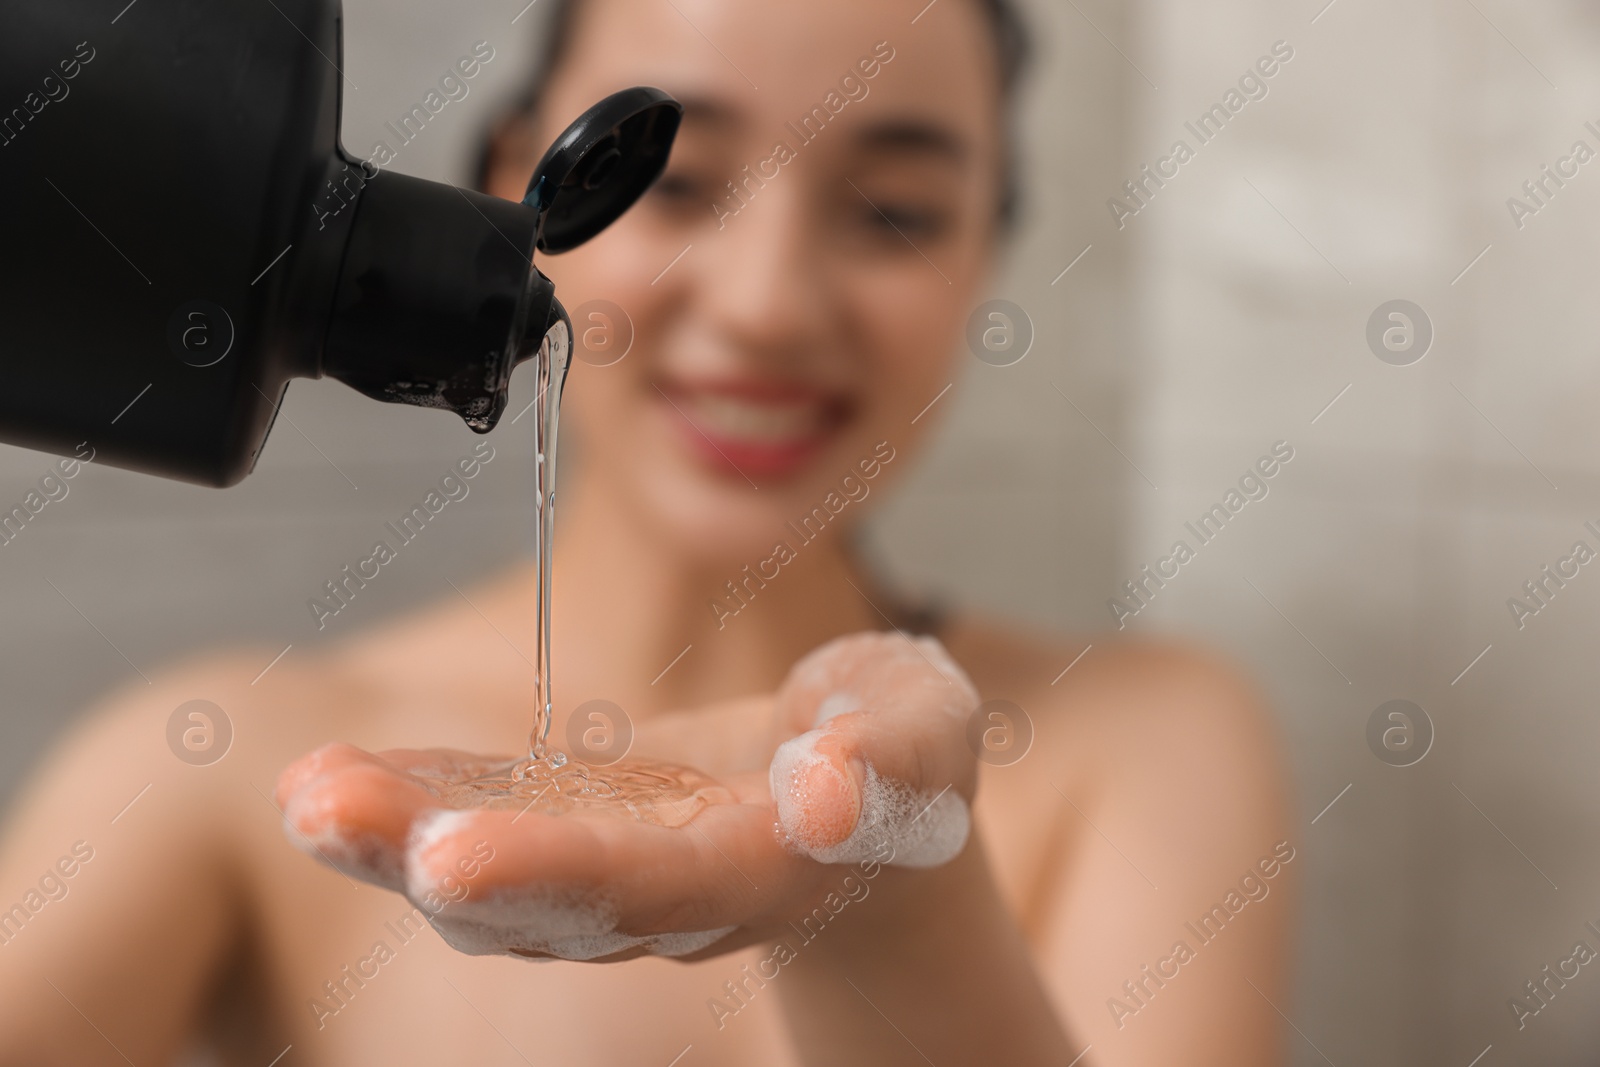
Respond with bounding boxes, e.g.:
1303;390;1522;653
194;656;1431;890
776;830;1076;1064
1029;641;1298;1067
771;636;1296;1067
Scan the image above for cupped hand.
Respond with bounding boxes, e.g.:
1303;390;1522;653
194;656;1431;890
274;632;980;963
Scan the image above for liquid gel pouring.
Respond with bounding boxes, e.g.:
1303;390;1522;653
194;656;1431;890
405;317;731;827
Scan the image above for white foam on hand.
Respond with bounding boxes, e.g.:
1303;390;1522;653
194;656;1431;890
769;729;970;869
402;810;735;962
425;890;737;961
771;632;978;869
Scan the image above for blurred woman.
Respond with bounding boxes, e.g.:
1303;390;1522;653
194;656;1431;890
0;0;1295;1064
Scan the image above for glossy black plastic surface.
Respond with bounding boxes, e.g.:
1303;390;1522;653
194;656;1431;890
323;172;555;433
0;3;678;487
524;87;682;254
0;0;348;486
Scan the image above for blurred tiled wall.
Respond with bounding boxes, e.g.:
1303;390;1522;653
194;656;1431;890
1122;1;1600;1063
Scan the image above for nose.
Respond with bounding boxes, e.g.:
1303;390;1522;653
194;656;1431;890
692;180;832;366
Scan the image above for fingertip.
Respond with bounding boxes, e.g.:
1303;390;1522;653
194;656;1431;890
274;741;373;807
278;754;442;889
797;752;861;850
770;730;864;854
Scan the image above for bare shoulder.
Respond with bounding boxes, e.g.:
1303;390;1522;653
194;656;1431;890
0;638;399;1062
940;611;1280;756
3;645;350;848
4;576;535;867
938;613;1295;922
4;629;418;886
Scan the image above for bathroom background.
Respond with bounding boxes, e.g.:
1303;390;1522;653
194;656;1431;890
3;0;1599;1062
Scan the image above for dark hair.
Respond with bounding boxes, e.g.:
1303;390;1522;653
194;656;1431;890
477;0;1032;227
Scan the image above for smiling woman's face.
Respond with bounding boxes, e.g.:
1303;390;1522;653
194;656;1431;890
485;0;1004;564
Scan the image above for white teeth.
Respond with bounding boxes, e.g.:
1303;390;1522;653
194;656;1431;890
679;393;824;444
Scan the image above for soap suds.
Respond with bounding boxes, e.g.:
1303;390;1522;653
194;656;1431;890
422;885;735;960
396;814;735;960
770;730;859;851
770;730;969;868
406;809;481;865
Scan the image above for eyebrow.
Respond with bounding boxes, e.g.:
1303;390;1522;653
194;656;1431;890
677;96;743;129
677;96;969;165
854;120;970;164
